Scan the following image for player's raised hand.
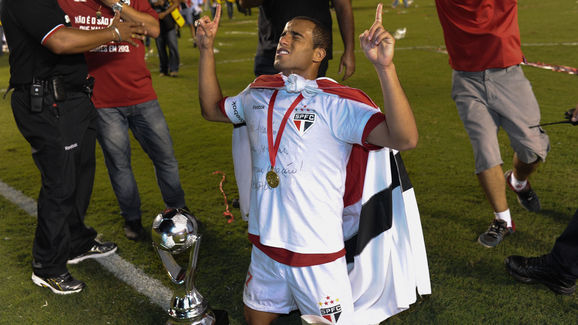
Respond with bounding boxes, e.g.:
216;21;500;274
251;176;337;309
195;4;221;50
359;3;395;68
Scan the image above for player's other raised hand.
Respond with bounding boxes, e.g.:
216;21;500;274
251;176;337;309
195;4;221;50
359;3;395;68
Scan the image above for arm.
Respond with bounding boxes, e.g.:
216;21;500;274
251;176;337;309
361;3;417;151
333;0;355;81
196;4;230;122
44;13;145;54
238;0;263;9
100;0;160;38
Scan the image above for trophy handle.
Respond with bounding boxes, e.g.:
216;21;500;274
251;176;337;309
155;247;187;285
185;235;202;292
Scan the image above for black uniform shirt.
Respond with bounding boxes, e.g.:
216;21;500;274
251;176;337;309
1;0;88;88
256;0;333;60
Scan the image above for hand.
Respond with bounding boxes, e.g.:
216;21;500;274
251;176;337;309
110;11;146;47
338;50;355;81
195;4;221;50
359;3;395;69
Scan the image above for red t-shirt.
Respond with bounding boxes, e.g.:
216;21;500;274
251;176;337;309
435;0;524;71
57;0;159;108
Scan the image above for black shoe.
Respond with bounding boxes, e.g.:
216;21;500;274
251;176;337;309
505;170;541;212
477;219;514;248
124;220;145;241
31;272;86;295
68;240;118;264
505;255;576;295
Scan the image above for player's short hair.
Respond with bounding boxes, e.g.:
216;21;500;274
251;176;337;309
291;16;331;55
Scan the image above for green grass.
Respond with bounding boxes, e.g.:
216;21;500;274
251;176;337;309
1;0;577;324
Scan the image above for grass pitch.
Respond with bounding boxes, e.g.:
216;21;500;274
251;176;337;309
0;0;577;324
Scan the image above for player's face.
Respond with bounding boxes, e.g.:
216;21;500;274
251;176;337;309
274;19;324;78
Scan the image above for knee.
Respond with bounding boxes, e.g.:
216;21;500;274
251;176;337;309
244;305;278;325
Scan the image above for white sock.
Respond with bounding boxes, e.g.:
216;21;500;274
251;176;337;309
494;210;512;228
509;172;527;191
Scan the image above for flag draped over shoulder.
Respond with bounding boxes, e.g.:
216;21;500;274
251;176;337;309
343;147;431;324
234;73;431;324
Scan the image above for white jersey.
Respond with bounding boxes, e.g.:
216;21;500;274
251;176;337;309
221;74;383;256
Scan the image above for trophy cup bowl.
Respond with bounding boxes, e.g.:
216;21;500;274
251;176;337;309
152;208;216;325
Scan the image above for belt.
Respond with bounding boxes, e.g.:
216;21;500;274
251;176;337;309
13;82;87;93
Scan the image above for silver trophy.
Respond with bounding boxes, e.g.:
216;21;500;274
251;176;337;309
152;208;216;325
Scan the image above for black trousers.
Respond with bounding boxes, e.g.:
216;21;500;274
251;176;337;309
551;209;578;279
11;89;98;277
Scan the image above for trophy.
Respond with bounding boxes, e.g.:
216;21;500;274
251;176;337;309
152;208;216;325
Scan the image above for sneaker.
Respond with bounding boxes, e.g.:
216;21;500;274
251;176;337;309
124;219;145;241
67;240;117;264
31;272;86;295
477;219;514;248
505;170;541;212
505;255;576;295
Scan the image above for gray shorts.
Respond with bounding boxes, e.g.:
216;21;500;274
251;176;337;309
451;65;550;173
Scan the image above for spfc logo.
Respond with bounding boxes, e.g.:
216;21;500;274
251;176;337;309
293;107;316;136
318;295;341;323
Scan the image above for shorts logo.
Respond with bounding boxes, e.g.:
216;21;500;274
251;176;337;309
318;295;341;323
293;107;316;136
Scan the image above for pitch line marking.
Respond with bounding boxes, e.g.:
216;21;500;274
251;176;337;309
0;179;172;310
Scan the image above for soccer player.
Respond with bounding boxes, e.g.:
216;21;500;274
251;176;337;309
196;3;418;324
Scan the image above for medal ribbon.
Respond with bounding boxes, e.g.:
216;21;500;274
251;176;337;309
267;90;304;171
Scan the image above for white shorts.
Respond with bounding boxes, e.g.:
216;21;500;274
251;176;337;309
243;246;354;324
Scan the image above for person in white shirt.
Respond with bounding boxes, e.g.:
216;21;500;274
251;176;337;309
196;4;418;324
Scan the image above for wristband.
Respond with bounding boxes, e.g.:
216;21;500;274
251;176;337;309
112;1;123;13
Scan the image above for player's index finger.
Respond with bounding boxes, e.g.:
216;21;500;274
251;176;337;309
214;4;222;24
375;3;383;23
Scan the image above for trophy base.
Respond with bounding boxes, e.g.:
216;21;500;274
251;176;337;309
166;309;229;325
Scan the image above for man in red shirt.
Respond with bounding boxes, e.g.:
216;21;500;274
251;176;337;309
58;0;188;240
435;0;550;247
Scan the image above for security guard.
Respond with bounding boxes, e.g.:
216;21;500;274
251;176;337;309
1;0;145;294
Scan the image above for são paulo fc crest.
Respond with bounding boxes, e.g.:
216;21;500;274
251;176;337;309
293;107;316;136
318;295;342;323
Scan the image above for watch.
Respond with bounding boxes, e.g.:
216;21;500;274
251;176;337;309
112;1;124;13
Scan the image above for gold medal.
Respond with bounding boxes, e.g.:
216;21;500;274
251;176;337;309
266;170;280;188
266;90;304;189
96;5;102;19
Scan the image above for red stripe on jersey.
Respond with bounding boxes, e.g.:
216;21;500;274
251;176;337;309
249;234;346;267
362;112;386;150
316;78;378;109
249;74;379;110
218;96;231;121
249;74;285;89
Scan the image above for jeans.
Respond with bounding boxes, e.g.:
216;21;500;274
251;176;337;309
155;28;180;74
96;99;185;222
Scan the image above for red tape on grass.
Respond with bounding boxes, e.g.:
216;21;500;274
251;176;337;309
212;171;234;223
